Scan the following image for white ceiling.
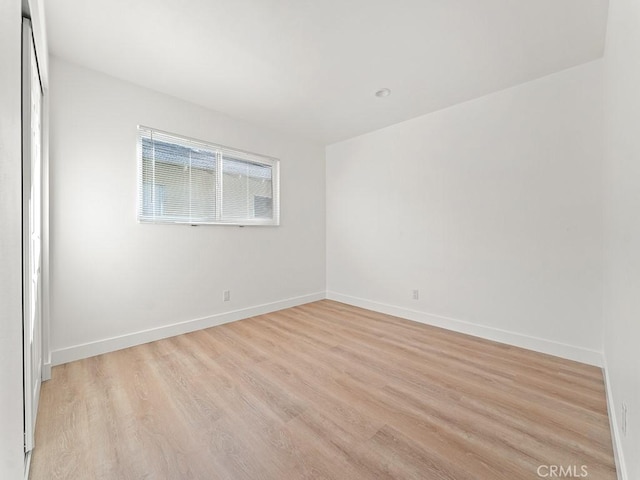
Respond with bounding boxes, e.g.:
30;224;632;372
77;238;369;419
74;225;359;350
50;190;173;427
46;0;609;145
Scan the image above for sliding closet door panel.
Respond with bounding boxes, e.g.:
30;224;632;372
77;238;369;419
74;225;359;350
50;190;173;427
22;17;43;454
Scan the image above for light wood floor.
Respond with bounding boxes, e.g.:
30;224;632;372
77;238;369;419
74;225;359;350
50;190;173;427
30;300;616;479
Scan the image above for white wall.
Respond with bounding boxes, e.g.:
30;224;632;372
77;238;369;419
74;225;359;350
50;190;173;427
603;0;640;477
49;57;326;364
327;61;604;364
0;2;26;478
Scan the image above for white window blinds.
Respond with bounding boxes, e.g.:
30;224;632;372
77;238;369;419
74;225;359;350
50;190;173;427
137;126;279;226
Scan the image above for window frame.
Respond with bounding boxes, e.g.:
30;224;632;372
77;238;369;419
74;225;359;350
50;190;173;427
137;125;280;227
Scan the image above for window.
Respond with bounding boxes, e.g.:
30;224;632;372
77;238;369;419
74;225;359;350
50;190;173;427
137;126;279;226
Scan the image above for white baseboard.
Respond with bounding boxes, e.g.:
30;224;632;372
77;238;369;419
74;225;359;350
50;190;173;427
51;292;325;366
326;291;603;367
41;361;52;381
51;290;604;367
602;355;628;480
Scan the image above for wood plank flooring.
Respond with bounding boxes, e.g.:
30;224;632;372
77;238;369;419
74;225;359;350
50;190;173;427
30;300;617;479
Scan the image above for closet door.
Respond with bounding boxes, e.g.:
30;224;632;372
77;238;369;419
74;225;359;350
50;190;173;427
22;17;43;454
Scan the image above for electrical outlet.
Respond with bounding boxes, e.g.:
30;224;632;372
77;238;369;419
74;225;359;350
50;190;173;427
622;402;628;436
223;290;231;302
412;289;419;300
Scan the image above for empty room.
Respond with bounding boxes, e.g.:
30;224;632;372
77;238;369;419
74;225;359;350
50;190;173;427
2;0;639;479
